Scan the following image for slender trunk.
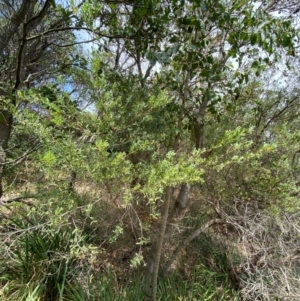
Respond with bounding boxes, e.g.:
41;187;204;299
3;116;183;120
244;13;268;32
150;186;171;301
0;110;13;198
194;120;205;149
167;184;190;224
144;187;172;301
145;28;206;301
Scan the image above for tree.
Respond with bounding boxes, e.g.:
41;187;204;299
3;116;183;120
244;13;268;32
1;1;299;300
135;1;295;299
69;1;297;300
0;0;69;197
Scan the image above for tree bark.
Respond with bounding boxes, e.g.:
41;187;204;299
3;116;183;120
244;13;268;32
0;110;13;198
143;187;172;301
167;184;190;227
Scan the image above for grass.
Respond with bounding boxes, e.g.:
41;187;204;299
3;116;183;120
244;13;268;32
0;192;240;301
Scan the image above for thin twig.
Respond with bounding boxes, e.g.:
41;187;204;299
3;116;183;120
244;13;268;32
0;143;42;166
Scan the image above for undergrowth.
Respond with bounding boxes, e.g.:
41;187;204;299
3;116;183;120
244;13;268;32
0;212;238;301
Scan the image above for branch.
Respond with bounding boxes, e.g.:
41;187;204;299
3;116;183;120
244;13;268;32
26;27;140;42
26;0;51;31
14;21;27;92
163;218;224;275
53;38;97;48
0;142;42;166
258;95;299;136
14;0;52;92
0;0;31;54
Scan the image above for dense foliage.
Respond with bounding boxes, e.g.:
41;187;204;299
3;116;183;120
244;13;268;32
1;1;300;300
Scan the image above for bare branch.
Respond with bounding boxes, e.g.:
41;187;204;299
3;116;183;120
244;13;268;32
164;218;224;275
0;141;42;166
0;0;32;55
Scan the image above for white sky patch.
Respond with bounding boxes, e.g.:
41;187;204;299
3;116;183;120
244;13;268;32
75;31;96;55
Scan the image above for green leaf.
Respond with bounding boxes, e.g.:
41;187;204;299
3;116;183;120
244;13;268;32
250;33;257;45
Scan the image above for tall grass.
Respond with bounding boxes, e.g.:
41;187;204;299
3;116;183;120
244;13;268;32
0;214;84;301
0;213;239;301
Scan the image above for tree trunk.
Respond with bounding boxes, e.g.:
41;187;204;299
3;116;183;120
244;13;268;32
168;184;190;221
0;110;13;198
143;187;172;301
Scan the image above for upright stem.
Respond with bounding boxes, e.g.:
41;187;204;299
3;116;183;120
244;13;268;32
0;110;13;198
150;186;172;301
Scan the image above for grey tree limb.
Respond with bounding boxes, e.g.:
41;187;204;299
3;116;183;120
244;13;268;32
163;218;224;275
